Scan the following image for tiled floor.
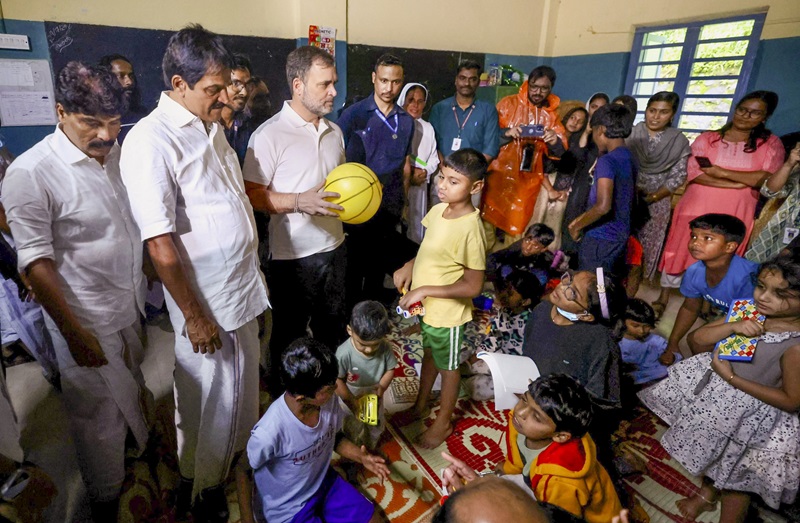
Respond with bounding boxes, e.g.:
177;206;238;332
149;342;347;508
2;282;695;522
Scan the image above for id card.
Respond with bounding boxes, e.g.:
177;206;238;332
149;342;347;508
451;137;462;151
783;227;799;245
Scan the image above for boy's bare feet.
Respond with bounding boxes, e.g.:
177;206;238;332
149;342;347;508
415;420;453;449
676;493;717;520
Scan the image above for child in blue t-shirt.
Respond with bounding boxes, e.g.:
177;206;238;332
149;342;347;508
620;299;680;389
662;213;758;363
246;338;389;523
567;104;635;276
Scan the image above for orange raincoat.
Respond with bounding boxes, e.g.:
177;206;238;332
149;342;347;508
481;82;566;235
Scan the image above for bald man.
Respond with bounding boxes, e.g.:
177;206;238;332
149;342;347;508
433;475;548;523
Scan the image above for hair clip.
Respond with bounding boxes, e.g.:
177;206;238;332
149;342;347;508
595;267;610;320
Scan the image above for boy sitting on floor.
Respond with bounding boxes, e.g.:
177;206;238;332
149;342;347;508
662;213;758;363
486;223;565;286
247;338;390;523
335;300;397;450
497;374;622;523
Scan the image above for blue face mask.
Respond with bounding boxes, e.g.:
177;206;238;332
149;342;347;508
556;307;583;322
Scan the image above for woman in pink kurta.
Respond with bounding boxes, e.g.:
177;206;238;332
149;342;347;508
658;91;785;280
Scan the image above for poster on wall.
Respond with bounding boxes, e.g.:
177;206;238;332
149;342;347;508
309;25;336;57
0;59;57;126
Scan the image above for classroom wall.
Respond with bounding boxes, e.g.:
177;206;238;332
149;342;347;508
2;0;798;154
481;0;800;136
552;0;800;57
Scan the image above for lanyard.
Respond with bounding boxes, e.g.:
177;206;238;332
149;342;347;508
374;109;399;138
452;104;475;138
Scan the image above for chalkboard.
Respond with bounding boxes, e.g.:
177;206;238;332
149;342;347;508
345;44;485;116
44;21;294;113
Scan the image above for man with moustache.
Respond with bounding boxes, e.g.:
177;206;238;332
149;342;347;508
99;54;150;143
120;25;269;522
220;53;253;166
1;61;152;522
336;53;417;305
429;60;500;164
243;45;347;393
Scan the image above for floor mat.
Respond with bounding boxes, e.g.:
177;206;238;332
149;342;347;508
117;313;788;522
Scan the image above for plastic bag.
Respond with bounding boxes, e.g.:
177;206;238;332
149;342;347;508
481;139;546;235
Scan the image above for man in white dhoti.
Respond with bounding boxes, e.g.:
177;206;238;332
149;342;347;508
1;61;152;522
120;25;269;522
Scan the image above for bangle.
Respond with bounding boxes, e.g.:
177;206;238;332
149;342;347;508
293;192;300;214
727;373;735;383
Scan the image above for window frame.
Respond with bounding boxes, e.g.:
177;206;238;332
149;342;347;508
624;13;766;137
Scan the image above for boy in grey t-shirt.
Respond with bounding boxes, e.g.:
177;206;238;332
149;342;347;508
335;301;398;449
247;338;390;523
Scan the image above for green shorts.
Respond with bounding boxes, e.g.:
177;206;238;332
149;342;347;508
420;319;466;371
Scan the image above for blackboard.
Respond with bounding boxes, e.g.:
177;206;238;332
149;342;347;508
44;21;294;113
346;44;485;116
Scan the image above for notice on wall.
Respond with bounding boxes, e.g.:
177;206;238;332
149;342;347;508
309;25;336;57
0;59;57;126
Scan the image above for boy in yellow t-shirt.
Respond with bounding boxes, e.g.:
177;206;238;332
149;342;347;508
393;148;488;448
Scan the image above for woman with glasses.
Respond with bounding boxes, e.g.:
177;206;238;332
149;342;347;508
658;91;785;296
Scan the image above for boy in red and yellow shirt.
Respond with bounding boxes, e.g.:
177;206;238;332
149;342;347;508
498;374;621;523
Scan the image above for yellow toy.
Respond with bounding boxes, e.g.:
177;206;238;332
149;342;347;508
356;394;379;426
323;163;383;224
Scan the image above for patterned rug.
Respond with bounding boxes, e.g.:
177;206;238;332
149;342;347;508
116;312;789;522
382;314;789;523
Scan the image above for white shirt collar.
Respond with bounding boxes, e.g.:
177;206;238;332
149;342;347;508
158;91;202;128
52;124;92;165
281;100;331;132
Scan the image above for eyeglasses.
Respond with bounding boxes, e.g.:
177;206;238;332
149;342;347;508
735;106;765;119
529;84;551;93
230;79;248;94
560;272;589;310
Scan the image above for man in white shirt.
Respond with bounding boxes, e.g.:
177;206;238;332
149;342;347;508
243;46;346;394
120;25;269;522
2;62;152;522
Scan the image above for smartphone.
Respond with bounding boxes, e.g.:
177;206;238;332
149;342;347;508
520;124;545;138
695;156;713;168
520;143;535;172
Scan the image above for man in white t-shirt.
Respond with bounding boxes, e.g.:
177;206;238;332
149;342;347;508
243;46;346;394
120;25;269;522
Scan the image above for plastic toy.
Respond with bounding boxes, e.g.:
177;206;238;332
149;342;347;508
356;394;379;426
397;288;425;318
472;293;494;311
397;301;425;319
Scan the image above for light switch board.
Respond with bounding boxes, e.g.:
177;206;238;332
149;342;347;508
0;34;31;50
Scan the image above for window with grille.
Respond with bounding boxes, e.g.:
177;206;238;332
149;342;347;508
624;14;766;142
